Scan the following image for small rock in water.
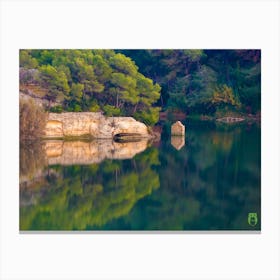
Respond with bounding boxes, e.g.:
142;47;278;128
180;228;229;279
171;121;185;136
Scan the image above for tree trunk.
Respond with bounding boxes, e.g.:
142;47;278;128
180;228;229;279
133;103;138;113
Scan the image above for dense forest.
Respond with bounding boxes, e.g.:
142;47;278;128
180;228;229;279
20;49;261;126
120;50;261;116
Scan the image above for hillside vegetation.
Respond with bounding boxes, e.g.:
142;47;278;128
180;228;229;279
20;49;261;126
20;50;161;125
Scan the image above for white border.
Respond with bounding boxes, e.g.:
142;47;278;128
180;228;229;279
1;0;279;279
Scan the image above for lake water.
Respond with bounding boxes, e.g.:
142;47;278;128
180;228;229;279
20;120;261;231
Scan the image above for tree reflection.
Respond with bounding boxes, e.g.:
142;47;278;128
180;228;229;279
20;145;160;230
153;122;261;230
20;141;48;188
106;122;260;230
20;122;261;230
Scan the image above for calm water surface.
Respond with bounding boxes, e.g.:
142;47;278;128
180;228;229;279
20;120;261;231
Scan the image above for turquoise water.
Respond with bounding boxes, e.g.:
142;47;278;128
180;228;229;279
20;121;261;231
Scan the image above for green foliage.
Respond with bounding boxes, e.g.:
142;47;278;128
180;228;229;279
185;65;217;113
57;65;72;82
211;84;241;108
103;105;121;116
20;49;260;121
204;50;260;114
183;49;205;62
20;49;161;124
89;102;100;112
73;104;82;112
35;50;54;65
74;57;104;94
166;77;189;111
119;49;260;116
237;62;261;113
134;107;160;126
92;55;112;82
136;73;161;106
111;73;138;105
20;50;38;69
70;83;84;102
110;53;138;76
50;105;63;113
39;65;70;102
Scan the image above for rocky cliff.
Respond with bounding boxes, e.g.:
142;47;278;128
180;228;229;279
44;112;151;139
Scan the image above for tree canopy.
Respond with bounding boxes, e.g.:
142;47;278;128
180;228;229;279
20;49;261;126
120;49;260;115
20;49;162;125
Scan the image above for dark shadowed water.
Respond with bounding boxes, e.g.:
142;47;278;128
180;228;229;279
20;120;261;231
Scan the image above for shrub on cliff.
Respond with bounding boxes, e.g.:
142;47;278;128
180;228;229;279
103;105;121;116
20;99;47;140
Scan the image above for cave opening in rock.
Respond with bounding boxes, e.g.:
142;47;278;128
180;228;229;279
113;133;143;142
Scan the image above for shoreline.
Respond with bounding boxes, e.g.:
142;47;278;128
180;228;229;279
160;112;261;124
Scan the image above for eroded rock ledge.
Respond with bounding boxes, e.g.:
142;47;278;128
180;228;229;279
44;112;151;139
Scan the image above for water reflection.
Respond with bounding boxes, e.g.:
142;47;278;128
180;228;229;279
171;136;185;150
20;139;149;183
45;139;149;165
20;140;159;230
20;122;261;231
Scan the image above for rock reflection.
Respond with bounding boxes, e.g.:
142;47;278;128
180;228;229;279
20;139;149;184
45;139;149;165
20;122;261;231
20;144;160;230
171;136;185;150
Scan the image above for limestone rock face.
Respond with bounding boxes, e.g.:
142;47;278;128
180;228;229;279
44;112;150;139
